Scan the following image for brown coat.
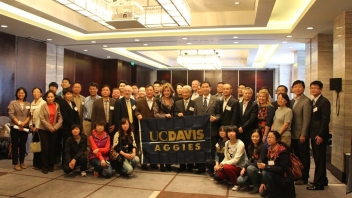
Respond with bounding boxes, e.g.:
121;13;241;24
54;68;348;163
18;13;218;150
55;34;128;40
38;102;63;131
8;100;31;126
91;98;115;129
135;97;156;119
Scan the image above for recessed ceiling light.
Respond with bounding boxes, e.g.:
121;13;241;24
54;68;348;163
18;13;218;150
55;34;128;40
234;42;239;44
107;56;111;58
47;39;52;41
135;39;140;41
187;43;192;45
234;2;240;4
282;41;287;43
287;35;292;38
84;49;88;51
182;38;187;40
91;41;96;43
233;36;238;38
143;43;148;46
103;45;108;47
307;27;314;30
288;47;293;48
1;25;7;28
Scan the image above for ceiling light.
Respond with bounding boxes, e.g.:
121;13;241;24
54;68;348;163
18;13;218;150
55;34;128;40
143;44;148;46
287;35;292;38
47;39;52;41
156;0;191;26
107;56;111;58
1;25;7;28
307;27;313;30
234;42;239;44
91;41;96;43
233;36;238;38
282;41;287;43
187;43;192;45
135;39;140;42
84;49;88;51
182;38;187;40
177;51;221;70
234;2;240;5
103;45;108;47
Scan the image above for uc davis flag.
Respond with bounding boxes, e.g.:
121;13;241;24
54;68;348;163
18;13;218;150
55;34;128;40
139;115;211;164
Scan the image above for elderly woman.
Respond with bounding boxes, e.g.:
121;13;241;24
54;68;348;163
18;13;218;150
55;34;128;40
8;87;31;171
29;87;46;170
258;131;295;198
214;125;248;191
272;93;292;147
113;118;139;175
38;91;63;174
154;82;175;172
257;89;274;146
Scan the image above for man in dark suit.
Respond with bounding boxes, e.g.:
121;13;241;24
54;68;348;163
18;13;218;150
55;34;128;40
194;81;220;174
218;83;239;127
59;88;80;163
238;87;258;152
272;85;288;110
174;85;196;172
307;81;331;190
114;85;137;142
135;85;158;170
91;85;115;143
290;80;312;185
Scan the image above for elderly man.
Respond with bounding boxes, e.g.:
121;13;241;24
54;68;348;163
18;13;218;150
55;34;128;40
138;87;146;99
191;80;200;100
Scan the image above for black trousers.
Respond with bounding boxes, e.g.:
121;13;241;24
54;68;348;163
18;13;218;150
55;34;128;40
311;137;328;186
39;129;57;171
205;159;216;173
63;154;88;173
32;132;42;168
55;128;63;161
62;126;71;163
10;127;28;165
291;138;310;180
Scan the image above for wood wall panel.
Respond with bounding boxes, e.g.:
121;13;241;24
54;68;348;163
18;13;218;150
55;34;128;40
136;65;152;87
188;70;204;84
102;59;118;88
74;53;92;96
171;70;187;89
205;70;222;95
16;37;46;102
239;70;256;100
119;60;132;85
157;70;171;83
0;32;16;116
222;70;238;97
63;49;75;84
91;58;103;88
257;70;274;97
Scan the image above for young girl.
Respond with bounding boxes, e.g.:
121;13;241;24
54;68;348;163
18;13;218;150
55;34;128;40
237;129;268;194
89;120;112;178
112;118;140;175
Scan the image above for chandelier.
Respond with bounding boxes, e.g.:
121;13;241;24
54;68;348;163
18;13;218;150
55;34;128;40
177;51;222;70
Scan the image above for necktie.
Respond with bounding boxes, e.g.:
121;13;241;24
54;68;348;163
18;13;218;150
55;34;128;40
104;100;109;123
312;99;316;106
184;100;188;111
243;102;247;115
126;100;133;123
202;97;208;114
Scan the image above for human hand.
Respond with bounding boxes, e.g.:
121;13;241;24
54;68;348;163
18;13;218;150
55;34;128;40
93;149;99;154
165;114;172;118
101;160;106;167
315;136;323;145
137;115;142;120
299;135;306;144
210;116;216;122
259;184;266;193
178;113;184;117
240;168;245;176
238;127;243;133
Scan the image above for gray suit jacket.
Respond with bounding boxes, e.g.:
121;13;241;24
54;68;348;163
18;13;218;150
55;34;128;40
194;95;220;136
290;94;312;139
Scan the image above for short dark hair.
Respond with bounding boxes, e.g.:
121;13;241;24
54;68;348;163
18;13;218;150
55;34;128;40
119;80;128;86
73;82;81;87
200;81;211;87
292;80;305;88
101;84;111;90
261;86;272;95
89;82;99;89
278;93;291;108
310;80;323;89
62;78;71;84
176;83;184;87
226;125;238;136
277;85;288;93
239;83;247;87
154;80;161;85
145;84;154;89
161;80;168;85
32;87;42;94
44;90;56;98
95;120;106;127
70;124;82;134
62;88;73;95
217;82;224;85
49;82;58;89
268;130;281;142
219;125;227;132
15;87;28;101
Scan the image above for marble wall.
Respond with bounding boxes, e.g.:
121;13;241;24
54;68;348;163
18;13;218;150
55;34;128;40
332;11;352;172
46;43;64;92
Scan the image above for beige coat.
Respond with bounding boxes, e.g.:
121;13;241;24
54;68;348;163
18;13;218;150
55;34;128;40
8;100;31;126
38;102;63;131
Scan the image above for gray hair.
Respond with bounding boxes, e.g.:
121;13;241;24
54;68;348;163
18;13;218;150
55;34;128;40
182;85;192;92
243;87;253;94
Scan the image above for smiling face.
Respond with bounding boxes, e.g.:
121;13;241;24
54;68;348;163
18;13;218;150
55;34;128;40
222;84;232;97
17;89;26;100
277;94;287;107
46;92;55;104
292;83;304;97
258;93;267;105
32;88;42;100
251;131;260;145
122;121;130;132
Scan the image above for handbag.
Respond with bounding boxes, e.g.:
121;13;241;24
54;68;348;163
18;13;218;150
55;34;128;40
29;133;41;153
288;153;304;179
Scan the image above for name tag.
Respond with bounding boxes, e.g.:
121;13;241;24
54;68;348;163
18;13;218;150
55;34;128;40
226;106;231;111
313;107;318;112
25;106;30;109
189;107;194;111
268;160;275;165
74;107;78;111
110;106;114;110
81;102;84;105
132;105;136;110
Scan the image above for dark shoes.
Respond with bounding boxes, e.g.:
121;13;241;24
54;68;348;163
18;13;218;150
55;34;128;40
160;165;166;172
307;185;324;190
195;169;206;174
295;179;308;185
150;164;158;169
309;181;328;186
166;164;172;171
141;164;148;170
42;169;48;174
48;167;54;172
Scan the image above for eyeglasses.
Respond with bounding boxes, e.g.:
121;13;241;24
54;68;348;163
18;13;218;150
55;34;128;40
267;136;276;139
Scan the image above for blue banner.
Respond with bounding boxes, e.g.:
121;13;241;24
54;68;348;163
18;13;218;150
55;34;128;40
139;115;211;164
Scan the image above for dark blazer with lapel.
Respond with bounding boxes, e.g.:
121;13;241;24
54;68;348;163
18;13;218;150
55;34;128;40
309;95;331;139
174;99;196;117
135;97;156;119
290;95;312;139
113;97;137;127
194;95;220;136
218;96;240;126
60;100;80;129
91;98;115;129
239;100;258;132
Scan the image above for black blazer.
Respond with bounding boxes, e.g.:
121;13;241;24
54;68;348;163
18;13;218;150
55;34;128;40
219;96;240;126
174;99;196;117
239;100;258;132
309;95;331;139
60;100;80;129
114;97;137;127
64;134;87;163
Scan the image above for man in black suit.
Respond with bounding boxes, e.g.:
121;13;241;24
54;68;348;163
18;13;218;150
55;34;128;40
238;87;258;152
272;85;288;110
307;81;331;191
218;83;239;127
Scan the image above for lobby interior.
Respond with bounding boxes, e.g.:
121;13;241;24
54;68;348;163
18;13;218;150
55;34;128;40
0;0;352;197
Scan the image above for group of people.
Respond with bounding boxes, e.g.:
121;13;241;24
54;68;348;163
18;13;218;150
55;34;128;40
7;78;331;198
